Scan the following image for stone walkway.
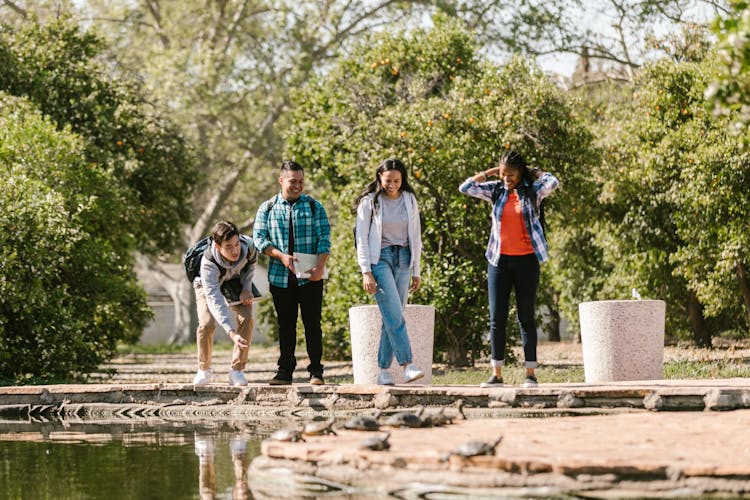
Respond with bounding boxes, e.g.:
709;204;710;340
253;410;750;498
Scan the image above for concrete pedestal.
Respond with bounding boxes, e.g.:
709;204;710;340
579;300;666;383
349;304;435;385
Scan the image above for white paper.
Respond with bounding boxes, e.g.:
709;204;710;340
294;252;329;279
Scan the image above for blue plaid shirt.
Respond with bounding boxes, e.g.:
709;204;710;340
459;172;559;264
253;193;331;288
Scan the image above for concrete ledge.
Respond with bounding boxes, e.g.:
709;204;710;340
2;379;750;417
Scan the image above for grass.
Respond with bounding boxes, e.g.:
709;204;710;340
116;342;197;355
432;360;750;386
116;339;277;355
432;365;585;386
664;359;750;379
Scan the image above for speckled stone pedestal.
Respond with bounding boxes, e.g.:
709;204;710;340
349;304;435;385
579;300;666;383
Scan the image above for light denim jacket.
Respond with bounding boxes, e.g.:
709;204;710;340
355;191;422;278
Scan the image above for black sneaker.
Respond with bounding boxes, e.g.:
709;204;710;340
309;373;324;385
269;370;292;385
480;375;503;388
523;375;538;387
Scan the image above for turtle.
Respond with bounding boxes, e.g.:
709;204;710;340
441;436;503;461
302;418;337;437
342;413;381;431
429;400;466;426
422;408;451;427
384;409;423;428
455;399;467;421
359;432;391;451
268;428;305;442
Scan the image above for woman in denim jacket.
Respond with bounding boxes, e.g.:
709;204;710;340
459;150;559;388
355;158;424;385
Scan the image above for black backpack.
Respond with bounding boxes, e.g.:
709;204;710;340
183;236;260;300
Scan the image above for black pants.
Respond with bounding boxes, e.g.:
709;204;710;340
270;281;324;375
487;254;540;368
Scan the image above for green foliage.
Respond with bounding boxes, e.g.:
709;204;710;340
0;94;150;382
0;18;196;381
708;0;750;145
286;17;597;365
570;49;750;345
0;19;196;255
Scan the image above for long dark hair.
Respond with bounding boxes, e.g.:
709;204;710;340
354;158;416;212
498;150;546;233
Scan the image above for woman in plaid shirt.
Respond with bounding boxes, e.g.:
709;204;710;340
459;150;559;388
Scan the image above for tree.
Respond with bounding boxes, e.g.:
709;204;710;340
0;19;195;382
0;19;196;255
0;94;151;382
708;0;750;143
575;50;750;346
285;16;596;365
58;0;462;344
56;0;621;345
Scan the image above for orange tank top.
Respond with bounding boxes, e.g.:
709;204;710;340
500;191;534;255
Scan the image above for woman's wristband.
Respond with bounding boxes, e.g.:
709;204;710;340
478;171;488;181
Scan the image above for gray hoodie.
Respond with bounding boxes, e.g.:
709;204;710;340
197;235;257;334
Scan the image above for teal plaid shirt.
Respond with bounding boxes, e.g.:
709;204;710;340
253;193;331;288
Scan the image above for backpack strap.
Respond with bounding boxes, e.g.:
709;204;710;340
202;242;227;280
265;194;317;216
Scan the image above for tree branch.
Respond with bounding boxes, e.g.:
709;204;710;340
144;0;171;49
188;100;285;244
2;0;27;18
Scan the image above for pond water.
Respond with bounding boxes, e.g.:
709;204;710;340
0;410;625;499
0;419;270;499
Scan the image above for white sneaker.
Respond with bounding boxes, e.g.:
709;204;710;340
194;435;215;464
228;370;248;386
376;370;394;386
403;364;424;383
193;369;212;386
229;436;248;457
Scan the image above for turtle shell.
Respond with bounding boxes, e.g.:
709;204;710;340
270;429;304;442
343;415;380;431
302;418;336;436
453;436;502;457
359;432;391;451
384;411;422;428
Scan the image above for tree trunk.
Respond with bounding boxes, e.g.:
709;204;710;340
547;308;561;342
547;290;561;342
447;336;469;367
442;311;469;366
687;291;711;348
736;261;750;327
168;279;197;345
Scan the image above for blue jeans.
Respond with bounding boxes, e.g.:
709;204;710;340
488;254;540;368
371;245;413;369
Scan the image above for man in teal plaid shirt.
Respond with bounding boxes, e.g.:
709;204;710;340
253;160;331;385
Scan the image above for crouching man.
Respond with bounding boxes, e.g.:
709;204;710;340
193;220;258;386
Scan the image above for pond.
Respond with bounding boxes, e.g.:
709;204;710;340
0;419;272;499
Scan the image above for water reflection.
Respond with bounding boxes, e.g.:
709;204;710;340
194;432;251;499
0;419;264;499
